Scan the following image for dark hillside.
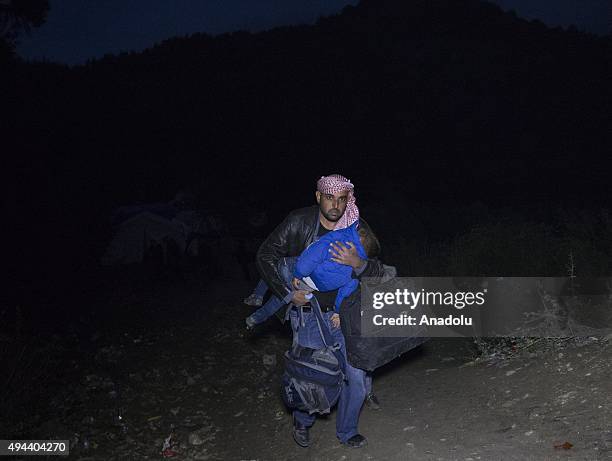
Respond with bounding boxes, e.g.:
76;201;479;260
4;0;611;306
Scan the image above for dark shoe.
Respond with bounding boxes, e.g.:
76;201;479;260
343;434;367;448
365;392;380;410
292;417;310;448
245;316;257;330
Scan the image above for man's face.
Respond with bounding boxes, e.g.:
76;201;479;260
316;190;349;222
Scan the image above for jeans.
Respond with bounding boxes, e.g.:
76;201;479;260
249;294;285;324
289;308;367;443
252;279;268;298
247;261;297;325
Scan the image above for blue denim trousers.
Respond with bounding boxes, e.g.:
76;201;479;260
289;308;367;443
248;259;297;324
252;279;268;298
249;293;285;324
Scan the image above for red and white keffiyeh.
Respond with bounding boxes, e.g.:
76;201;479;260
316;174;359;230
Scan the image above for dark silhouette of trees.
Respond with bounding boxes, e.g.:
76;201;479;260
0;0;49;60
0;0;49;36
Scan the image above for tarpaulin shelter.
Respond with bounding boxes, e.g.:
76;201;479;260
100;201;210;266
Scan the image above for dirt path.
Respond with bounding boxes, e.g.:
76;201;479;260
9;279;612;460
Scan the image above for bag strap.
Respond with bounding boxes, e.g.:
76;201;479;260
310;295;347;374
309;295;335;347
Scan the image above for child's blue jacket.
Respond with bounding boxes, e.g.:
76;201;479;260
293;222;368;312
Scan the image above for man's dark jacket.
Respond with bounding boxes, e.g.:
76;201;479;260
256;205;386;302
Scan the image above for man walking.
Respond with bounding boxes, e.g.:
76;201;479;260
256;174;386;448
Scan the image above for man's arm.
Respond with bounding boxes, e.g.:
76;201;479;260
256;215;293;300
356;257;387;278
328;241;389;279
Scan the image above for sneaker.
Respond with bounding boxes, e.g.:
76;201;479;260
343;434;367;448
292;416;310;448
243;294;263;307
365;392;380;410
245;316;257;330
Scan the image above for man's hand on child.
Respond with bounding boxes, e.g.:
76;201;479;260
329;241;364;269
331;313;340;329
291;290;310;306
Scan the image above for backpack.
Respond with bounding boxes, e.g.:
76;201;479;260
281;296;346;414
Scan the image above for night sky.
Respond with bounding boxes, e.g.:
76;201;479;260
16;0;612;65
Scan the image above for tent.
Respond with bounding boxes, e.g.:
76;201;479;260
100;201;210;266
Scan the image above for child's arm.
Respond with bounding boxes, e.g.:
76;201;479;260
335;279;359;312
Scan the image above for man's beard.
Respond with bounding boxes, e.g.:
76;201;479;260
323;208;342;222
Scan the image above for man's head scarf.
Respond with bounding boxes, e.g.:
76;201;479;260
316;174;359;230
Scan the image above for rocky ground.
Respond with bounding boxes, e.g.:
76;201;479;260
2;274;611;460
